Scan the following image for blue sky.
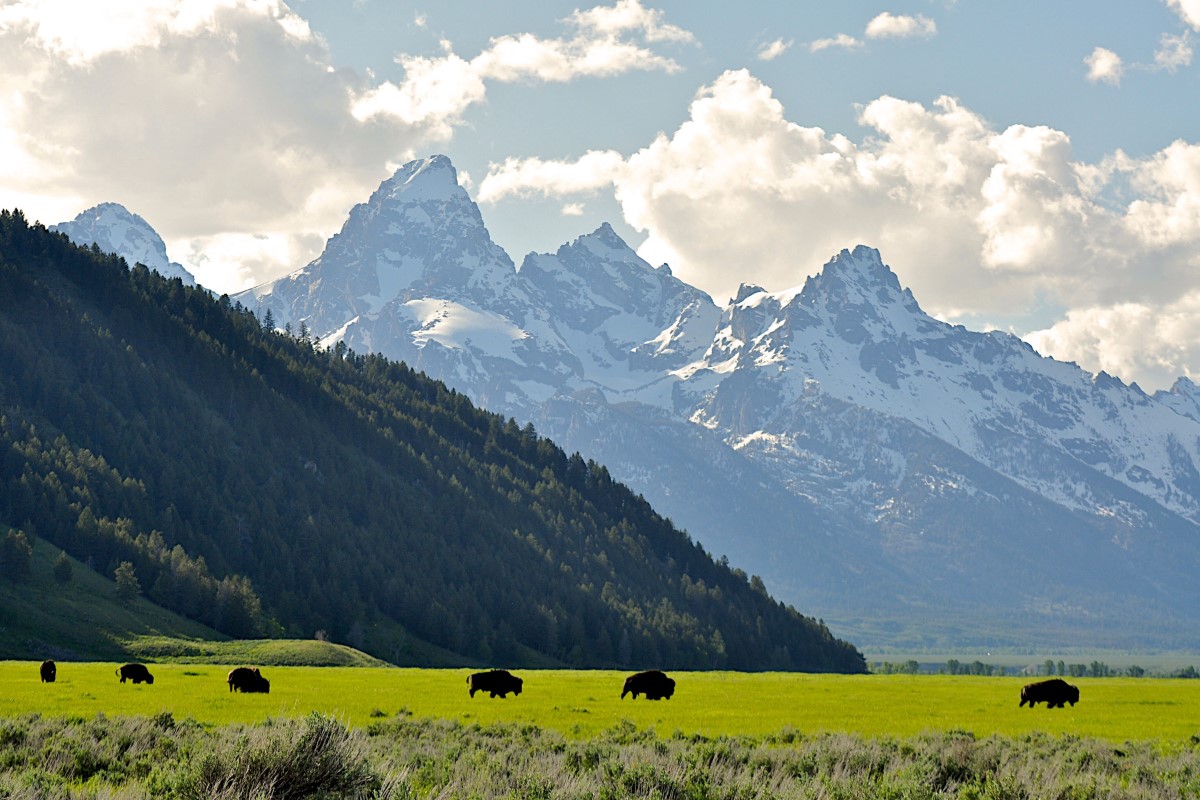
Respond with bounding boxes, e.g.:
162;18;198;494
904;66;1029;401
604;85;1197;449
3;0;1200;389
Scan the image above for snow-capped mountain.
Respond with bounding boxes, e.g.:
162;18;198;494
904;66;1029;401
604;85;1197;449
682;245;1200;526
53;203;196;287
234;156;1200;650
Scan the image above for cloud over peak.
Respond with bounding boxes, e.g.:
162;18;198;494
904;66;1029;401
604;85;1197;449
479;69;1200;388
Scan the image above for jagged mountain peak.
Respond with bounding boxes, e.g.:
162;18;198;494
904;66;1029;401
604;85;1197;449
52;203;196;287
796;245;918;313
380;154;462;201
733;283;767;304
75;202;138;223
562;222;640;261
518;221;717;350
525;221;701;303
236;154;516;334
1154;375;1200;422
1167;375;1200;396
358;154;482;229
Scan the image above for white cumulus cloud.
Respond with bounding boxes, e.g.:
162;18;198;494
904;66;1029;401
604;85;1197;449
757;38;793;61
478;150;626;203
1026;299;1200;392
809;33;862;53
569;0;694;43
1086;46;1125;84
0;0;314;66
1167;0;1200;31
0;0;418;293
0;0;693;295
353;0;694;130
1154;32;1193;72
864;12;937;40
480;69;1200;389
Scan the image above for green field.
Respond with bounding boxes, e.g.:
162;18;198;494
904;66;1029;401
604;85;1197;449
4;662;1198;742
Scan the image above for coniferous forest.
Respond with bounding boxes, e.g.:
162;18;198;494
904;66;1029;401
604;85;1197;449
0;210;865;672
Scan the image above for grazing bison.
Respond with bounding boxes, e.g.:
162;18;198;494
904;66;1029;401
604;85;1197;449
621;670;676;700
227;666;270;694
39;660;56;683
467;669;523;698
1020;678;1079;708
116;663;154;685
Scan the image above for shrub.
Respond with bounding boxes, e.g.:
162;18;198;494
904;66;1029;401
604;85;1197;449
178;713;394;800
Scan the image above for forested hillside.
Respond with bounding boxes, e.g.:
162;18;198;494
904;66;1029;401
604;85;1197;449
0;211;865;672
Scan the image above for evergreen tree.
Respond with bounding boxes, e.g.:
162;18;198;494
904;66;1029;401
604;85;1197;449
114;561;141;604
0;530;33;582
52;551;73;584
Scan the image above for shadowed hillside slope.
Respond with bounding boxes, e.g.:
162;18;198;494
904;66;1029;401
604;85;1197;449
0;210;864;672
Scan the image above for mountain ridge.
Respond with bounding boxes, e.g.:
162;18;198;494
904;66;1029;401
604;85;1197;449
63;156;1200;650
1;208;864;670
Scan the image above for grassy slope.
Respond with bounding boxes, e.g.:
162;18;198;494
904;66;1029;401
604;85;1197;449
0;534;388;666
3;663;1198;743
0;535;227;661
124;636;388;667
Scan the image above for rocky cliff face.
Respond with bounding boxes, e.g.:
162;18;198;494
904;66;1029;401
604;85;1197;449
229;155;1200;650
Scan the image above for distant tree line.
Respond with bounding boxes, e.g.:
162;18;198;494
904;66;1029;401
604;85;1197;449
872;659;1199;678
0;209;865;671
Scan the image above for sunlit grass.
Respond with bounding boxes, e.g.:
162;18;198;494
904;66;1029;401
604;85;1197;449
4;662;1198;742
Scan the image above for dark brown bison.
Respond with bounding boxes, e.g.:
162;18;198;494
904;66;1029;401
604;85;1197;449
39;660;56;683
1020;678;1079;708
116;663;154;684
467;669;523;698
227;666;270;694
621;670;675;700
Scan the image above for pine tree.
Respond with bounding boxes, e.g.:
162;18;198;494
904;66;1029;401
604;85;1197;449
52;551;72;584
114;561;141;603
0;531;33;582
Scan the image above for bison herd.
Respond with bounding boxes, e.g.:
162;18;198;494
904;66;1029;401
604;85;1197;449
461;669;678;700
34;663;679;701
34;663;1085;711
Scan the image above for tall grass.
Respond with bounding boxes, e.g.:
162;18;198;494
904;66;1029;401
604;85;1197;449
364;715;1200;799
2;712;1194;799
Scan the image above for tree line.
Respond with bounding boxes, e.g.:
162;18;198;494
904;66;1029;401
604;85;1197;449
872;659;1199;678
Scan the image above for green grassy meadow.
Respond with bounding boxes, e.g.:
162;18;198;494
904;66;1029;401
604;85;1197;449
4;662;1198;743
